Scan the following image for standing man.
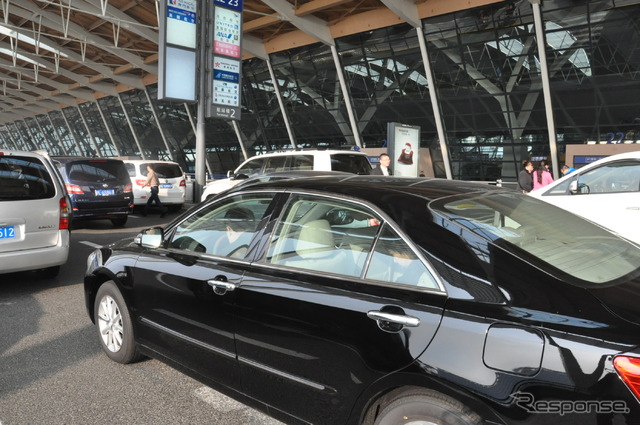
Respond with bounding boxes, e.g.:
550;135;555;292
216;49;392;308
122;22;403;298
144;164;168;217
371;153;392;176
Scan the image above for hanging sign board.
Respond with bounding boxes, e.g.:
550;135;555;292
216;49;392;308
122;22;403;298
207;0;243;120
158;0;198;102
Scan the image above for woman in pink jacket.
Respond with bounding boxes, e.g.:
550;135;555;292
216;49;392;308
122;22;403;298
532;162;554;190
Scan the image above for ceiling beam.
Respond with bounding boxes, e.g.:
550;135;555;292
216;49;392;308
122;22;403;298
261;0;334;46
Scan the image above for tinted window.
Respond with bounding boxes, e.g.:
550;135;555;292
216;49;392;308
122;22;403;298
125;163;136;177
64;160;129;182
330;154;372;174
366;224;440;289
267;195;381;277
0;155;56;200
430;192;640;284
170;194;272;258
141;163;183;178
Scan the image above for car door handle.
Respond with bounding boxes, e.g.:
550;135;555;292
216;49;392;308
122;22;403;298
207;279;237;296
367;310;420;327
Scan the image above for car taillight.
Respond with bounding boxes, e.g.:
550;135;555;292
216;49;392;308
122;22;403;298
179;179;185;187
59;197;70;230
614;356;640;399
66;183;83;194
135;179;146;186
124;183;133;192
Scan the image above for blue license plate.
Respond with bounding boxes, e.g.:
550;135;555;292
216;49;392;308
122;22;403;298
0;226;16;239
160;184;173;189
95;189;115;196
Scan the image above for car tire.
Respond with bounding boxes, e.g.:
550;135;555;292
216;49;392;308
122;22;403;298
110;216;128;227
94;281;142;364
371;387;482;425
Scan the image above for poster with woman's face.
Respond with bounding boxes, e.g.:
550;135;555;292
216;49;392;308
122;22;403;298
389;124;420;177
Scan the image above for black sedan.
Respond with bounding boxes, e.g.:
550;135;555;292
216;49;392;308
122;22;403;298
84;176;640;425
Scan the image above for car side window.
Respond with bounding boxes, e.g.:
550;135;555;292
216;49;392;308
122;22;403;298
263;156;288;173
576;161;640;194
236;159;264;177
289;155;314;171
266;195;381;277
170;194;272;259
365;224;440;289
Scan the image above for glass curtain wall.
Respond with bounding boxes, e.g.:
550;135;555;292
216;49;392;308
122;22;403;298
1;0;639;182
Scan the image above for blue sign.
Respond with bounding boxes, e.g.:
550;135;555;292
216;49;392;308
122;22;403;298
214;0;243;12
214;69;239;83
167;5;196;24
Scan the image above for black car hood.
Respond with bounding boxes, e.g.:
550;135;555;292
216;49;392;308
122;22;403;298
588;276;640;326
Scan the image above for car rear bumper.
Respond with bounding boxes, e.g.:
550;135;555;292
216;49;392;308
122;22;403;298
0;231;69;274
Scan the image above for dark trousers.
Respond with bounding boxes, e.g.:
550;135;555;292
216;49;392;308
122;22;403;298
145;186;168;215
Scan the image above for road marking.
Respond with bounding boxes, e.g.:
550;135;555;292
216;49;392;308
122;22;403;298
79;241;102;248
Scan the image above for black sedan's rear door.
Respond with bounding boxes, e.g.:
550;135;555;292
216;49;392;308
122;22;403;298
231;193;446;424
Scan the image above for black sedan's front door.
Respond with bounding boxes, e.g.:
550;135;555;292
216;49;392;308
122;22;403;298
130;193;277;391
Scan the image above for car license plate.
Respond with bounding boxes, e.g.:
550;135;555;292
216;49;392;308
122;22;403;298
160;184;173;189
0;226;16;239
95;189;115;196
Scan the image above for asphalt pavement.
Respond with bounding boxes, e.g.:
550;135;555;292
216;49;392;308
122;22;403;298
0;208;285;425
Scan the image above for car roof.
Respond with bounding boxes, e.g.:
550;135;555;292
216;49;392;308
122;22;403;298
0;149;48;159
51;156;126;164
120;159;181;164
231;175;506;203
245;149;369;159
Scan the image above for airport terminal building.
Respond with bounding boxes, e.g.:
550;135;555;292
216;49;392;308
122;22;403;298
0;0;638;182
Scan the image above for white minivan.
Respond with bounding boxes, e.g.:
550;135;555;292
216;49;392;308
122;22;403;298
0;150;71;278
122;159;186;211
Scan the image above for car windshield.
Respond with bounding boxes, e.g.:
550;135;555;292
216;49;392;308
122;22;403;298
0;155;56;200
141;163;183;178
65;160;129;182
429;191;640;285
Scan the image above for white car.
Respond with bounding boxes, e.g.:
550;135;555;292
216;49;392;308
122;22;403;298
122;159;186;211
529;151;640;244
0;150;71;277
200;149;372;201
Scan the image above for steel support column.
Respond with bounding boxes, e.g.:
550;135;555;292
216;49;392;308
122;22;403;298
266;58;297;148
531;0;560;180
330;44;363;148
144;86;175;161
95;100;121;157
77;106;103;157
60;110;85;155
117;93;146;159
417;26;452;179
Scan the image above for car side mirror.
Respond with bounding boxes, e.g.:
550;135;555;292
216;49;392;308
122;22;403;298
137;227;164;248
569;180;579;194
227;170;233;178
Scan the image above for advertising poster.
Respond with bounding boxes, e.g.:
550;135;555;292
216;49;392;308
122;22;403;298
387;122;420;177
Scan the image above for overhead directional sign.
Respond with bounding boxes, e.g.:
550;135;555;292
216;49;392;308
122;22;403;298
208;0;243;120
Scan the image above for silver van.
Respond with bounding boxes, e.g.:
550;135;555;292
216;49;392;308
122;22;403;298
0;150;71;278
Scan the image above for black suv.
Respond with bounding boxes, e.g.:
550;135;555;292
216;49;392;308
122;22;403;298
53;157;133;227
